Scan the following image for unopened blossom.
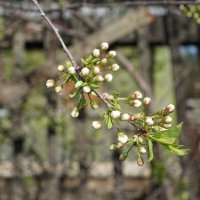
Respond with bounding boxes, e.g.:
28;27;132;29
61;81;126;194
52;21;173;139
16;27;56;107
111;64;120;71
71;107;79;118
145;117;154;125
100;42;109;50
131;91;143;99
162;123;172;129
101;58;107;64
139;146;147;154
118;134;128;144
92;121;102;129
92;48;100;57
164;116;172;124
55;85;62;93
81;67;90;76
143;97;151;105
57;64;65;72
166;104;175;113
94;75;104;82
68;66;76;74
120;113;130;121
46;79;55;88
83;86;91;93
104;73;113;82
133;99;142;107
111;110;121;119
94;66;100;75
108;50;116;57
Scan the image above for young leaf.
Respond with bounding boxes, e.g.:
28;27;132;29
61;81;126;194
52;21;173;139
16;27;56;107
69;88;81;98
147;138;154;161
147;135;177;145
75;80;84;88
104;114;113;129
164;144;190;156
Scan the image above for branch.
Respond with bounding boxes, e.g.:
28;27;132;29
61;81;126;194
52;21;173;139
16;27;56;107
31;0;79;70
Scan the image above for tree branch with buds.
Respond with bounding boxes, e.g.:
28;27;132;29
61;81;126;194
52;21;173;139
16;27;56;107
31;0;190;166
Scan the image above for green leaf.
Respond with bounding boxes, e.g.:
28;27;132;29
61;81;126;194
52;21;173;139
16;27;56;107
81;58;86;64
77;95;87;109
148;123;183;145
147;138;154;161
104;114;113;129
163;144;190;156
90;83;100;89
75;81;84;88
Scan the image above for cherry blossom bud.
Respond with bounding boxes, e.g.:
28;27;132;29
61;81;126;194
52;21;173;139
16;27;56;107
162;123;172;129
108;50;116;57
119;152;128;161
109;144;117;151
83;86;91;93
46;79;55;88
164;116;172;124
55;85;62;93
131;91;143;99
91;91;97;96
57;64;65;72
118;134;128;144
143;97;151;105
132;99;142;108
117;142;124;148
138;136;143;144
139;146;147;154
120;113;130;121
100;42;109;50
94;75;104;82
111;64;120;71
94;66;101;75
81;67;90;76
92;121;101;129
92;48;100;57
101;58;107;64
111;110;121;119
68;66;76;74
137;157;144;166
166;104;175;113
71;107;79;118
104;73;113;82
145;117;154;125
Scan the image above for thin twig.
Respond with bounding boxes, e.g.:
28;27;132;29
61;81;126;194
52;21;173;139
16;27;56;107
31;0;79;70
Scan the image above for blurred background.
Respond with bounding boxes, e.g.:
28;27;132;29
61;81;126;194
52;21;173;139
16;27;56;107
0;0;200;200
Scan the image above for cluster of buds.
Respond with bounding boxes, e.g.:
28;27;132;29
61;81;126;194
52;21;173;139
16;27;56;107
45;42;186;166
180;5;200;24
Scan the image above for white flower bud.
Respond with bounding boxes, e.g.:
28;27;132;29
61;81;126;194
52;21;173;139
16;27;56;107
81;67;90;76
143;97;151;105
133;99;142;107
92;48;100;57
139;146;147;154
111;64;120;71
108;50;116;57
68;66;76;74
118;134;128;144
57;65;65;72
91;91;97;96
94;66;101;75
92;121;102;129
100;42;109;50
164;116;172;124
166;104;175;113
120;113;130;121
111;110;121;119
101;58;107;64
94;75;104;82
71;107;79;118
83;86;91;93
131;91;143;99
162;123;172;129
46;79;55;88
138;136;143;144
55;85;62;93
104;73;113;82
145;117;154;125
